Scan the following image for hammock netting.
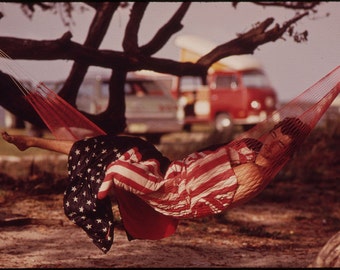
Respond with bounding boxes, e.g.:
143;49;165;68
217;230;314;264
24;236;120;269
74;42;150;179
235;65;340;181
0;49;105;140
1;49;339;251
0;48;339;184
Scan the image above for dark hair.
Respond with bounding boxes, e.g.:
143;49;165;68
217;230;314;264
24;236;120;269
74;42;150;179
272;117;311;153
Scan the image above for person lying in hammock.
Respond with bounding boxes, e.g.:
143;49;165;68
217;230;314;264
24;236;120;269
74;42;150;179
1;117;311;252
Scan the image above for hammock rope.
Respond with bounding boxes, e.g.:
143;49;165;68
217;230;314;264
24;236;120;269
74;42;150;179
0;49;105;140
0;49;339;170
1;49;339;247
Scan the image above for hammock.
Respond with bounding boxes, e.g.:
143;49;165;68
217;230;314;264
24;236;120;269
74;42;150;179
0;50;105;140
1;49;339;244
237;65;340;178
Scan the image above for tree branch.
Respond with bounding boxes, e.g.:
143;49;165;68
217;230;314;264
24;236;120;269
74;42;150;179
140;2;191;56
58;2;119;104
122;2;148;54
197;12;309;67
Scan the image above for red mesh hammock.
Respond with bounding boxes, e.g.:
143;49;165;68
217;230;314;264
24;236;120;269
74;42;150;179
24;83;106;140
1;48;339;238
235;65;340;181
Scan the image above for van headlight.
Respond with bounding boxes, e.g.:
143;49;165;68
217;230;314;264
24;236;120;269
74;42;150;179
250;100;261;110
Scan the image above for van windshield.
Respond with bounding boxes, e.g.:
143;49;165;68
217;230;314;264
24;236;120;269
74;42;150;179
242;72;272;88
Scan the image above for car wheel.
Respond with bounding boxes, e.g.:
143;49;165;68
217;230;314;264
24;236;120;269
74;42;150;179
214;113;233;134
183;123;192;132
242;124;256;131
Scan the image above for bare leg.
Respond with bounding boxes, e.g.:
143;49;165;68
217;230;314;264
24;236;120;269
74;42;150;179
1;131;74;155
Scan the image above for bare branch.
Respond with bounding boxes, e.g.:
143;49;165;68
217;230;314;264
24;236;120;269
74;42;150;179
140;2;191;56
58;2;119;104
197;12;309;67
232;1;322;11
122;2;149;54
250;2;322;11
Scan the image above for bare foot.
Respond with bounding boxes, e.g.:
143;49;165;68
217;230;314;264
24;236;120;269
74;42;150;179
1;132;31;151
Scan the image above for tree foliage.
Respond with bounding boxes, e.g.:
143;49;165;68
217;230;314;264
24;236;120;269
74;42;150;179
0;2;326;134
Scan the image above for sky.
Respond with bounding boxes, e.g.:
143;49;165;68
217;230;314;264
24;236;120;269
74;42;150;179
0;2;339;102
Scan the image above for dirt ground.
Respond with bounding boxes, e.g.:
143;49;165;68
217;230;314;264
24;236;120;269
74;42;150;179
0;129;339;268
0;164;338;268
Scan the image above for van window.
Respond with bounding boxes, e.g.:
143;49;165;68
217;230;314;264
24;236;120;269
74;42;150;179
215;75;238;89
242;72;271;88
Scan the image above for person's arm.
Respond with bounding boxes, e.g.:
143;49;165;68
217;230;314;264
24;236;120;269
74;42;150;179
1;131;74;155
98;157;167;199
231;162;264;207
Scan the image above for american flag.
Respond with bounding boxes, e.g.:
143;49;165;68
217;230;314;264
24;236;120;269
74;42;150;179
63;135;175;253
63;135;261;253
101;138;262;219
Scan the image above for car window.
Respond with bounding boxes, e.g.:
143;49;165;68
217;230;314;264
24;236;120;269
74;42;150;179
242;72;271;88
179;76;202;92
125;80;167;97
215;75;238;89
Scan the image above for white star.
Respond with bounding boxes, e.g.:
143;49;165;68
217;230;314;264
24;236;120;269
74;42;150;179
96;219;102;223
101;149;107;154
71;186;77;192
86;200;92;205
75;149;81;155
79;206;84;213
65;201;70;207
102;227;108;232
73;197;78;202
85;146;90;152
86;224;92;230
